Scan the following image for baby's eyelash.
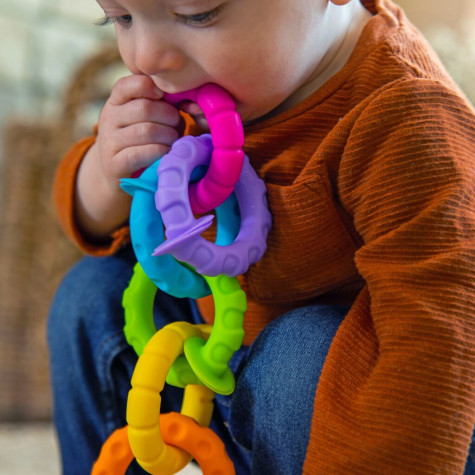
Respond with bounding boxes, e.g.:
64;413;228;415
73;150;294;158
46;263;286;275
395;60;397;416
95;15;132;27
176;6;223;26
94;6;222;29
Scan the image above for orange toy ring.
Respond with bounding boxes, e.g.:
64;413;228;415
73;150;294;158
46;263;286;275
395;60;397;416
92;412;234;475
161;412;235;475
91;426;133;475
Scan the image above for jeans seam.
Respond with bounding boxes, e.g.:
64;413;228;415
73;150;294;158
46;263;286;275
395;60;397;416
97;330;132;435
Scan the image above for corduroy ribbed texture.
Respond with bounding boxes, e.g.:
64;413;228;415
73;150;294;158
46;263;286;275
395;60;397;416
53;0;475;472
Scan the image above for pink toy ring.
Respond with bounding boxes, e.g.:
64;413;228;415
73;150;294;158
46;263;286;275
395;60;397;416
153;134;272;277
163;83;244;214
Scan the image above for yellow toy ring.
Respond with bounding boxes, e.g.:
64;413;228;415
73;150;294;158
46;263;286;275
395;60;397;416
126;322;216;474
93;384;219;475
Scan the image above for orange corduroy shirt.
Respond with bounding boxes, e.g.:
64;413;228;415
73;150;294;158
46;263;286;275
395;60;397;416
53;1;475;472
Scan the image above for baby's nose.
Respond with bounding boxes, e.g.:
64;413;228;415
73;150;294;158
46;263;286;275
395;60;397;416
134;34;186;76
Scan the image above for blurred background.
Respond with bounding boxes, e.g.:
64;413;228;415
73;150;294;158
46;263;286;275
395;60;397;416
0;0;473;473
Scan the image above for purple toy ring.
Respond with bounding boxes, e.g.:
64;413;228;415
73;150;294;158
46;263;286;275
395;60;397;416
163;83;244;214
153;134;272;277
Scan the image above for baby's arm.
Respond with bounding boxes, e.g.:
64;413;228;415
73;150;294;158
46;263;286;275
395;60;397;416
75;75;182;242
307;79;475;472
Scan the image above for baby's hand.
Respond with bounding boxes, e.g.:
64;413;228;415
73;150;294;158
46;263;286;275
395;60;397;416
96;74;181;192
75;75;182;240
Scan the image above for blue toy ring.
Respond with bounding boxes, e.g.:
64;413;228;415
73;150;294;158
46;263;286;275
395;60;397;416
120;154;240;298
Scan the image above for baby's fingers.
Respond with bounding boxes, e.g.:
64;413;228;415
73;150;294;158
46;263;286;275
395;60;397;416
115;122;179;153
115;98;181;129
114;143;172;178
109;75;163;105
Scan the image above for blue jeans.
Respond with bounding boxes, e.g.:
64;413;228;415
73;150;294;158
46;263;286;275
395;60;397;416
48;246;474;474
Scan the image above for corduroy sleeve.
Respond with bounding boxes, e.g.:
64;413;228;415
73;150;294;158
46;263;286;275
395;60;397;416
53;134;131;256
304;79;475;473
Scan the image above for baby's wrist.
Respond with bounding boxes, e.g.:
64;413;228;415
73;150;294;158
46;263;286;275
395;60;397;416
75;145;131;240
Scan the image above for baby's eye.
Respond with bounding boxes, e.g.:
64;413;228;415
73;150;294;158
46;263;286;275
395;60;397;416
176;6;222;27
95;14;133;28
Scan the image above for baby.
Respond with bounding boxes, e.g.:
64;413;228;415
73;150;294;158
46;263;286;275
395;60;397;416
49;1;475;473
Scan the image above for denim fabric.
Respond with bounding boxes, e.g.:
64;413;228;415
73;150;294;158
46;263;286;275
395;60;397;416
48;246;196;474
228;304;349;474
48;246;474;474
466;429;475;475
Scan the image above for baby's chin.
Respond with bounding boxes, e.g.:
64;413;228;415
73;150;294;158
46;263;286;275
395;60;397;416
179;99;272;130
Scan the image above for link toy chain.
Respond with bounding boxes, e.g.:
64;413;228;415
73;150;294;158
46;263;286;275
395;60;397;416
92;84;272;475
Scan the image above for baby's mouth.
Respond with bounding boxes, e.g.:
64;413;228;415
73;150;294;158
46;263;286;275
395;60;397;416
177;100;203;116
178;101;209;130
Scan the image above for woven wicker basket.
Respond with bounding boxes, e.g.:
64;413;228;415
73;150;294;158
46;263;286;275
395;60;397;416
0;44;123;421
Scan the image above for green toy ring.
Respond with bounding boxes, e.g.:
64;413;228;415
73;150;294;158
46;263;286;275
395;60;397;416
123;262;247;395
122;262;158;357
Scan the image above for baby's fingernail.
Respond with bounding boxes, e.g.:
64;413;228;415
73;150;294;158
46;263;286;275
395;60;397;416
153;86;163;97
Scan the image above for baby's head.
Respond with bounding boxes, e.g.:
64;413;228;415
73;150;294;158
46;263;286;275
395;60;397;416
96;0;362;122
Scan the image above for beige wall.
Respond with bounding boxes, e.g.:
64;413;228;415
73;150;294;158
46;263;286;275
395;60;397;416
396;0;475;32
395;0;475;104
0;1;112;133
